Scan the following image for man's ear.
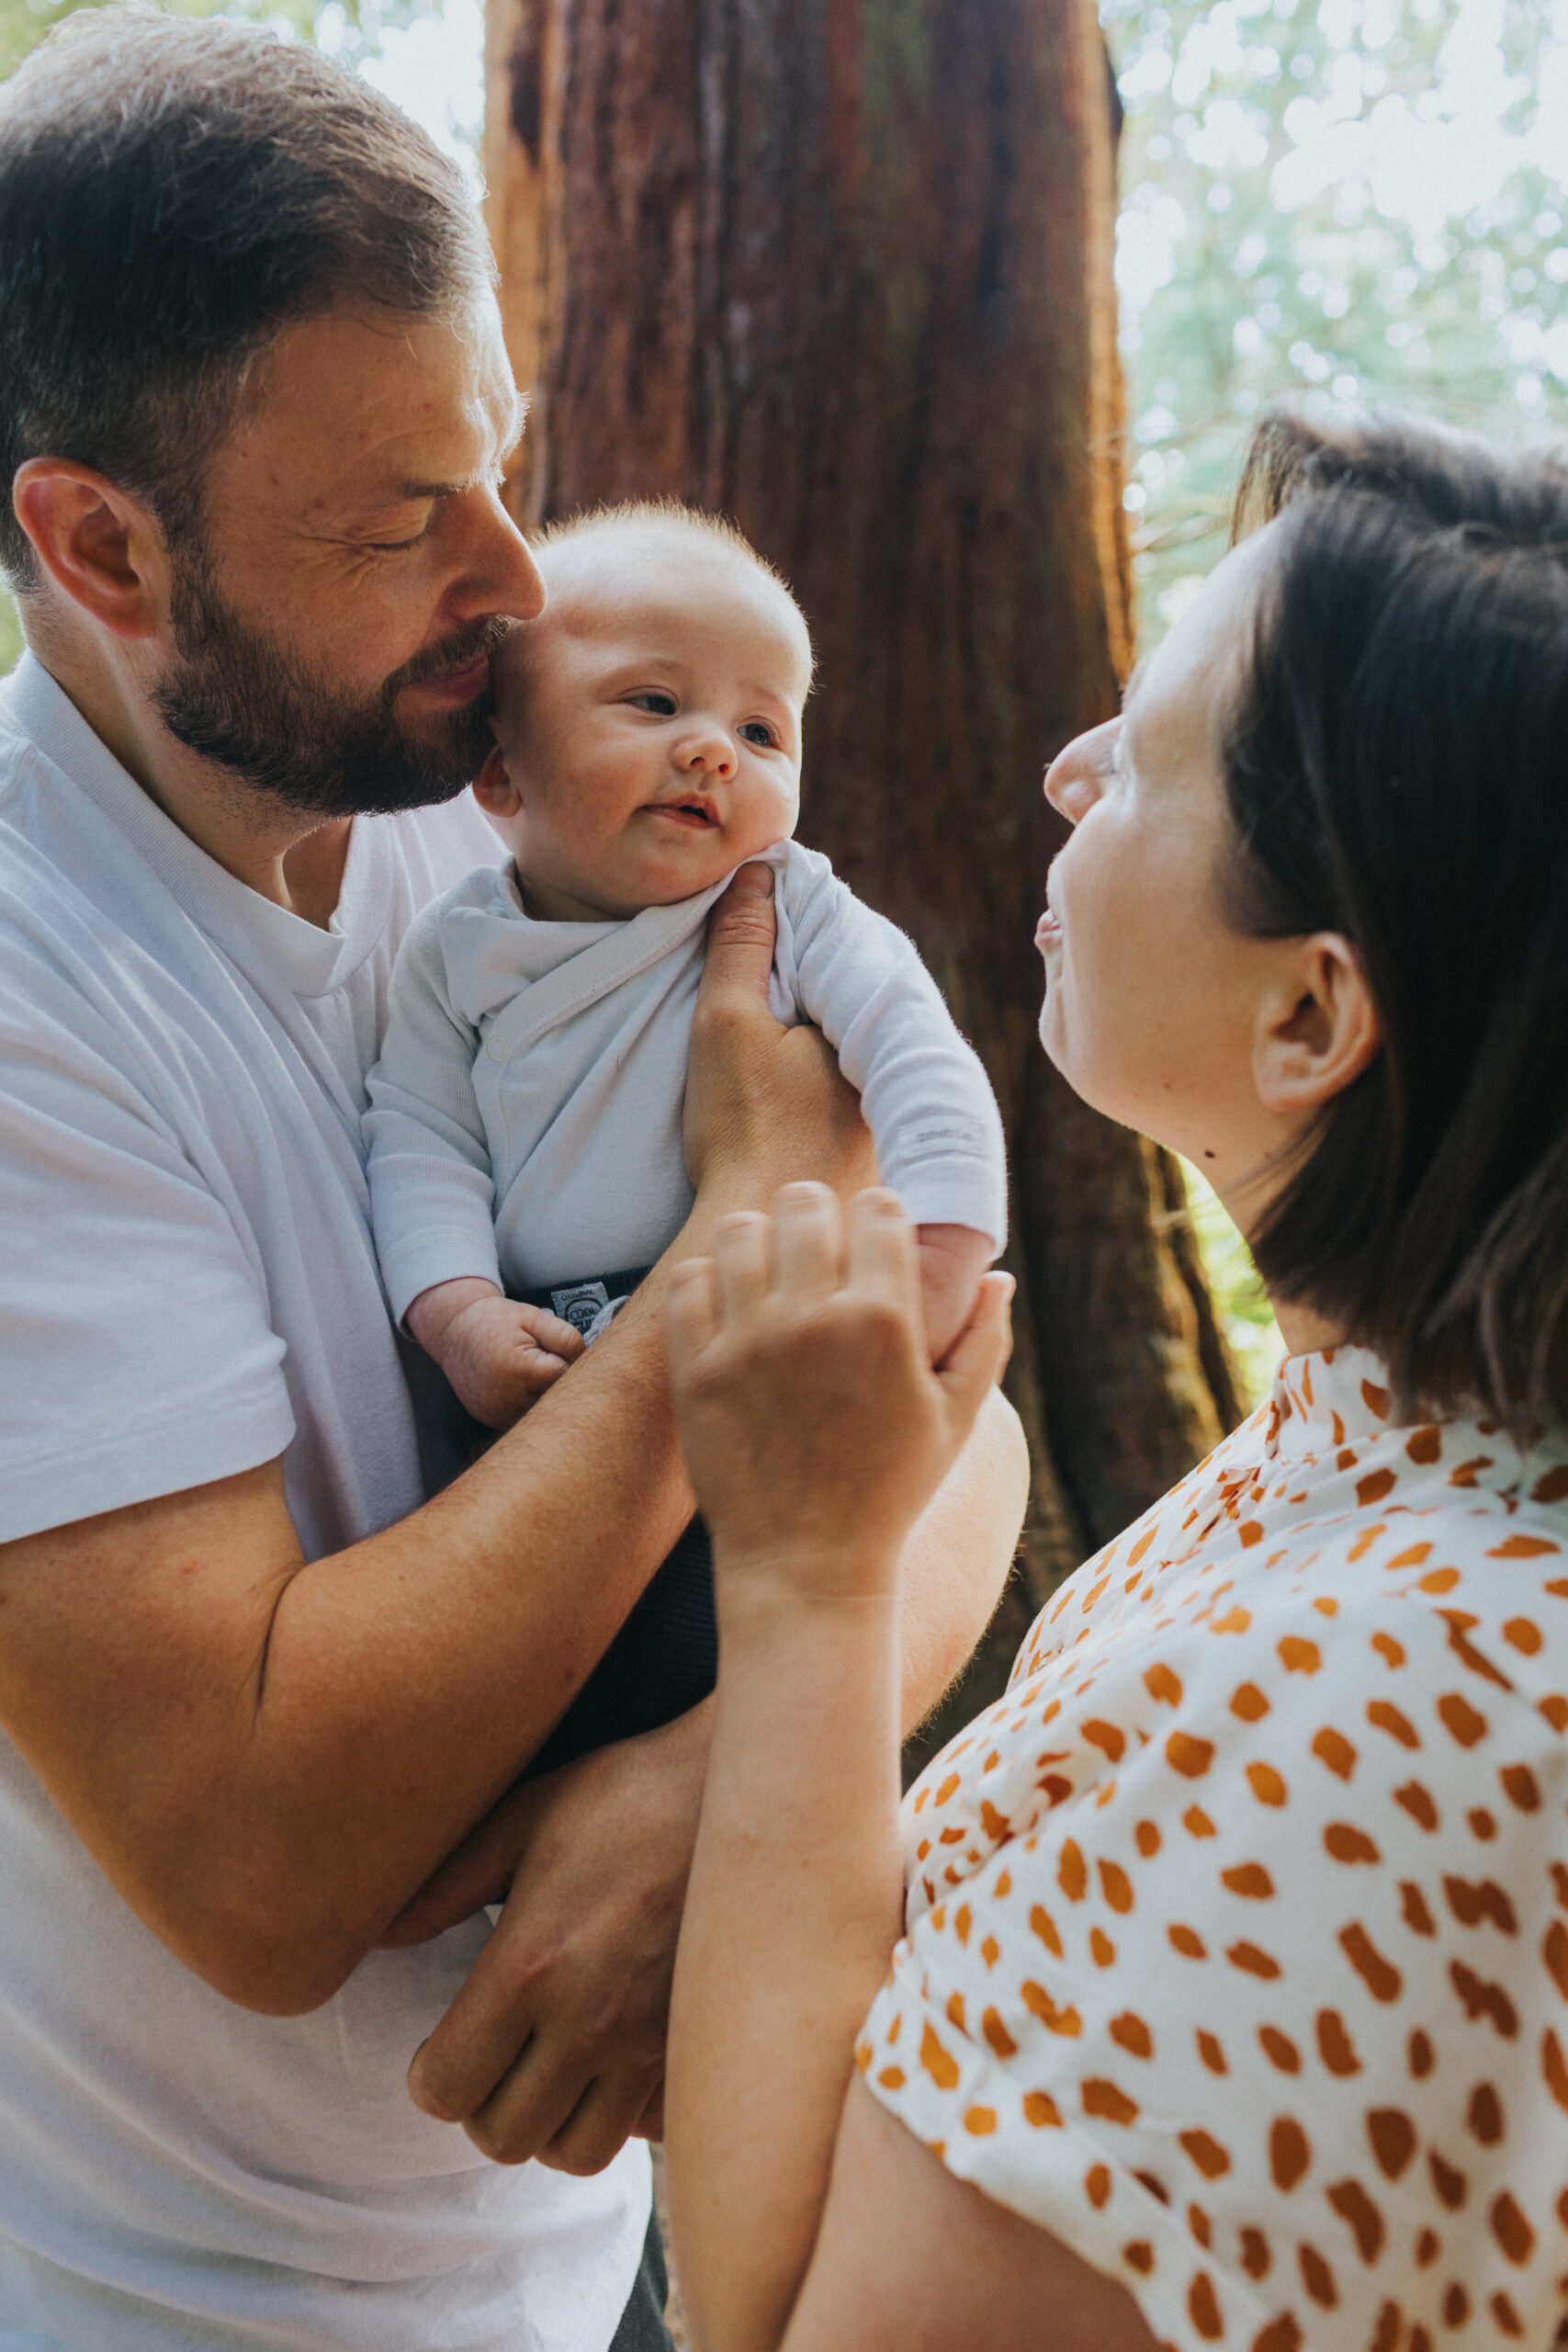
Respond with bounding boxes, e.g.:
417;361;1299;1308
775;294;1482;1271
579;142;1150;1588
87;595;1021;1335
11;459;170;640
1253;933;1381;1117
472;741;523;819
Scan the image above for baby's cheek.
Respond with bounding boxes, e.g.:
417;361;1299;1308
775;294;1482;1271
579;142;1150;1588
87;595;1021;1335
737;774;799;852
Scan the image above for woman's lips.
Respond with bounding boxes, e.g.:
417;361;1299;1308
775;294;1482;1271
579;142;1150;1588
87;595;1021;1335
1035;907;1062;950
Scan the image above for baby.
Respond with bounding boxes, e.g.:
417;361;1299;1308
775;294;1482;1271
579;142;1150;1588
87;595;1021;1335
366;504;1006;1768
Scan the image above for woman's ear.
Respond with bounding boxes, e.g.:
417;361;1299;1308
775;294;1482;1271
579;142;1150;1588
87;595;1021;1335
12;459;169;639
1252;933;1381;1117
472;742;522;819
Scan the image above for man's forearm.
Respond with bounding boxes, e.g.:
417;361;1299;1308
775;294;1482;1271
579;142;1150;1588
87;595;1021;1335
0;1276;694;2014
0;870;886;2016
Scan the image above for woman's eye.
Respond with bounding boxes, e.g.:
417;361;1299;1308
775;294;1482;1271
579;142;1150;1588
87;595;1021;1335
631;693;678;716
739;721;776;747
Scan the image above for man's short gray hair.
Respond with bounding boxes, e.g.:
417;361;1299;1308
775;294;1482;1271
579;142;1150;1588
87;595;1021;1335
0;8;495;587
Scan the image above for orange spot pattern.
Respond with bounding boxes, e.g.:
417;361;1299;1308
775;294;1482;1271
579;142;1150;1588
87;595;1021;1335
860;1347;1568;2352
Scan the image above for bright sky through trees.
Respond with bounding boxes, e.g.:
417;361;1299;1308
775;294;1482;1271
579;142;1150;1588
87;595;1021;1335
356;0;1568;643
1106;0;1568;632
317;0;483;177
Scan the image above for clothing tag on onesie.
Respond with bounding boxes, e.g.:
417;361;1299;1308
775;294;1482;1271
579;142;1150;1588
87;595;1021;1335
547;1279;615;1336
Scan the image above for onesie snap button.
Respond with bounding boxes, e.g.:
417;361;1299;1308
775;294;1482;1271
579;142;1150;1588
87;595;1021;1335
487;1036;506;1061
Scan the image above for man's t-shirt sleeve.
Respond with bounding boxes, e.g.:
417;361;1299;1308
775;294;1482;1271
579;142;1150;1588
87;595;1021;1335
0;957;292;1542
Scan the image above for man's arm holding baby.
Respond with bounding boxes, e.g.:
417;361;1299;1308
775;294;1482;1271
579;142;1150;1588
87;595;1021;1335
0;867;1025;2032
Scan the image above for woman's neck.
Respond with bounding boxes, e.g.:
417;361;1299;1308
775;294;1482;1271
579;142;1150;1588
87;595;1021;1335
1269;1295;1350;1359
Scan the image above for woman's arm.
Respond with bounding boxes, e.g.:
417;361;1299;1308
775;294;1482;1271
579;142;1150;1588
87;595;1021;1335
660;1185;1150;2352
660;1185;1005;2346
784;2078;1157;2352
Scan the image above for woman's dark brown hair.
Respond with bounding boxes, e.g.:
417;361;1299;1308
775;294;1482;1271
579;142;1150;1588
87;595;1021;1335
1224;403;1568;1427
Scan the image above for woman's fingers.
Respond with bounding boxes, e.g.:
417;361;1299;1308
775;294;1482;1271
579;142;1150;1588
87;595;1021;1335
663;1256;718;1378
772;1179;844;1303
715;1208;772;1322
844;1186;924;1318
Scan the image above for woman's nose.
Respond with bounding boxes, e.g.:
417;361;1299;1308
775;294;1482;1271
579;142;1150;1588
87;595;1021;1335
1044;718;1120;826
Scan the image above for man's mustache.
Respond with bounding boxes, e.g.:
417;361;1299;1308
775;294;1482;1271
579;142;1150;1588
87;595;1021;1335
387;616;513;698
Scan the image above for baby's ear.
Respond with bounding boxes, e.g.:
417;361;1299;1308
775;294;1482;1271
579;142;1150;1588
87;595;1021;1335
472;742;522;817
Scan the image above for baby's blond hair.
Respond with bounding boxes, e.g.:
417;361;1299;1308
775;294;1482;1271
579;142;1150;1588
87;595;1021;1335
528;500;813;682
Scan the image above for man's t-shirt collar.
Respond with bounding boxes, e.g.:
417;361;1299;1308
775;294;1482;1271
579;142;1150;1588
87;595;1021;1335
3;650;396;1003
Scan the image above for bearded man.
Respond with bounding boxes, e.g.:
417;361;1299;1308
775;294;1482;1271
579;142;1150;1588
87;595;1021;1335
0;14;1026;2349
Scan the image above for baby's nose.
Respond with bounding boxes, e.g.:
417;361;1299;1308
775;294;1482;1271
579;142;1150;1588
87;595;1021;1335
682;729;735;775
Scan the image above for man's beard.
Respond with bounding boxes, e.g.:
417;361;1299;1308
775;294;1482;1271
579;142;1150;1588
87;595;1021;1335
152;544;510;820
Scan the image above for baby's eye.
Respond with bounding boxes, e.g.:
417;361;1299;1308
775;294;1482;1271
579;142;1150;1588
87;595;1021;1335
630;692;678;717
739;720;776;748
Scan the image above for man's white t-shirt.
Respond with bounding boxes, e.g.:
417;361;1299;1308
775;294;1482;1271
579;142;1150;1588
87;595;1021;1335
0;655;649;2351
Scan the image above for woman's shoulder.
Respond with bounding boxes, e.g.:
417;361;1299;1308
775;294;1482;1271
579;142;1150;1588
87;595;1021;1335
910;1349;1568;1905
874;1352;1568;2352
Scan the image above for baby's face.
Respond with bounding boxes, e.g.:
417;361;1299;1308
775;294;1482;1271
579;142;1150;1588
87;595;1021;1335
479;526;809;922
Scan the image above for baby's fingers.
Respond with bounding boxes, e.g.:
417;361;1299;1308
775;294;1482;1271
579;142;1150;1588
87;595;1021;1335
514;1306;587;1361
937;1272;1014;1430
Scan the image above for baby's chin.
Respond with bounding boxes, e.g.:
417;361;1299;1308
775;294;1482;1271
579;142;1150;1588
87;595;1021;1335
629;829;792;910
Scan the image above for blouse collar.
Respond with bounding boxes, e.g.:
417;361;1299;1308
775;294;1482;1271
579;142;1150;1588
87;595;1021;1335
1267;1345;1406;1464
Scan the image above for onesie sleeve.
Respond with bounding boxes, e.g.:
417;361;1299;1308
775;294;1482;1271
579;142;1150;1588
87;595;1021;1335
778;847;1007;1250
364;899;504;1324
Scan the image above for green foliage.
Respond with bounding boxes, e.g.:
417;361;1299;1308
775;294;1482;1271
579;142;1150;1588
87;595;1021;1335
0;0;438;80
1105;0;1568;636
1181;1164;1284;1406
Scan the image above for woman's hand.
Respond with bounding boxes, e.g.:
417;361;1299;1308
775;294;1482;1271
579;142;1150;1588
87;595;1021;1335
664;1183;1013;1600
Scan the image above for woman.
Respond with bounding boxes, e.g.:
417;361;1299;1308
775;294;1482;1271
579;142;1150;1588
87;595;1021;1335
660;407;1568;2352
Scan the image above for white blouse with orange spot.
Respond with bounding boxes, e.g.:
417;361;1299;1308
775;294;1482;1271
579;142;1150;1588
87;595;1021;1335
861;1348;1568;2352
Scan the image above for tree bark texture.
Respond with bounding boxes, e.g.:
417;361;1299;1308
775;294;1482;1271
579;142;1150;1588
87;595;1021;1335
484;0;1243;1749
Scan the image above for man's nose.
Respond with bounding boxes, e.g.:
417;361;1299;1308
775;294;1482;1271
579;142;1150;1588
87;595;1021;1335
1044;717;1119;826
447;485;546;624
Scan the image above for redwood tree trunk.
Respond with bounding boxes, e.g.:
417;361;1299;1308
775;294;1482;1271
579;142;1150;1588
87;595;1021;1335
484;0;1241;1745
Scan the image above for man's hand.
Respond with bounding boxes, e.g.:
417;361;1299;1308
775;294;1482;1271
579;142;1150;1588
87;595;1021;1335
683;863;874;1208
396;1706;710;2174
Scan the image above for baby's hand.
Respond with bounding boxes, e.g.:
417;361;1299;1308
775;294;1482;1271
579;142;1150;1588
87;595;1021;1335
916;1224;997;1365
406;1277;586;1430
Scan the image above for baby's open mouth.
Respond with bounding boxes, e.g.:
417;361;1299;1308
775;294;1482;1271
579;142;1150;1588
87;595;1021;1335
647;797;718;828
